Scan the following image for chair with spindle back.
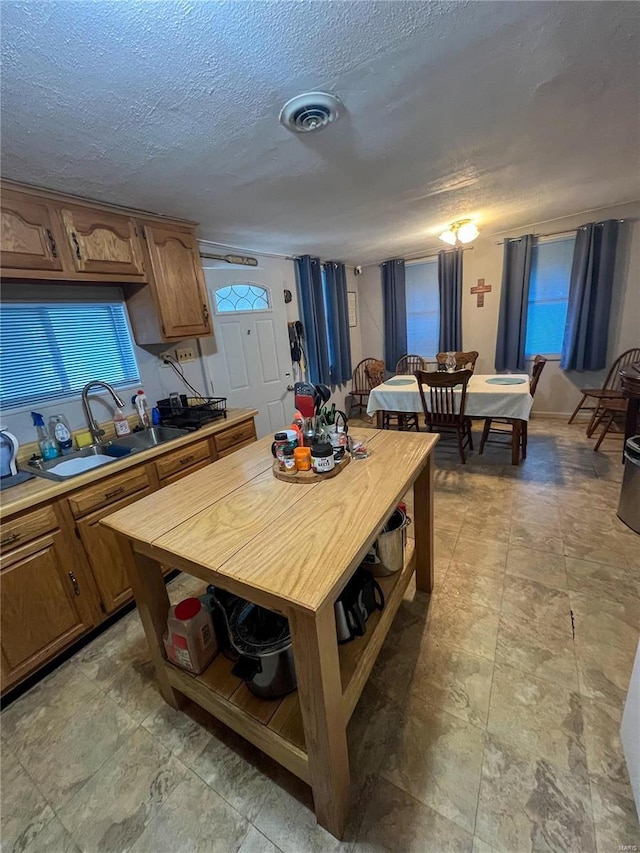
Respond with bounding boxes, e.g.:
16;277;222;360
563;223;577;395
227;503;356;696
415;369;474;463
568;348;640;435
395;354;428;374
364;359;386;388
479;355;547;460
348;358;379;416
436;351;479;372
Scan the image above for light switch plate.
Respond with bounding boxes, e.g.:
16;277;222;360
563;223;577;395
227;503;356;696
176;347;195;363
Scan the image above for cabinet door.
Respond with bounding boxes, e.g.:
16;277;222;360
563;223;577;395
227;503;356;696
0;191;64;271
0;533;91;690
77;487;153;613
143;225;211;339
61;207;145;277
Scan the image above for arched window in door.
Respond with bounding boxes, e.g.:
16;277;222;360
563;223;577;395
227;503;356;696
213;284;271;313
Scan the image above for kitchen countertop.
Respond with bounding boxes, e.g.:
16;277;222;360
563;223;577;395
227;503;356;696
0;408;258;520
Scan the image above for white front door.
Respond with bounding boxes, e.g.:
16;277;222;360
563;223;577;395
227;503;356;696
201;270;293;439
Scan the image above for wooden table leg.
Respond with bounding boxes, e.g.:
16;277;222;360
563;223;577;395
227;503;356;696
115;536;182;709
288;604;350;839
512;420;522;465
376;410;384;429
413;455;434;592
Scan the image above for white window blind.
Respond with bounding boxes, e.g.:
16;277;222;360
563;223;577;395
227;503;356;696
405;261;439;357
1;302;140;409
525;237;575;356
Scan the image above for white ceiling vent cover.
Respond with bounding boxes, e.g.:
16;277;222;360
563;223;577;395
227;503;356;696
279;92;343;133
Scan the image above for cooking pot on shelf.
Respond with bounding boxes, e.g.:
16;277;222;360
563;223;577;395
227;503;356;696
206;586;297;698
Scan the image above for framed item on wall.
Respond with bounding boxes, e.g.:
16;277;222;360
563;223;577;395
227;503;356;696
347;291;357;327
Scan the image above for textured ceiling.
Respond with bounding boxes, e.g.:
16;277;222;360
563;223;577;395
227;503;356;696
2;1;639;263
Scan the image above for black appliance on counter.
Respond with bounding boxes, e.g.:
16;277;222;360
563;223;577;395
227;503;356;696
156;395;227;431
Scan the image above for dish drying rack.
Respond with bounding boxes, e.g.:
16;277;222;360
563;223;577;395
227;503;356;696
157;395;227;430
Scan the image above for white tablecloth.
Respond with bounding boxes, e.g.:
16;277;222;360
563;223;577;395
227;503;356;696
367;374;534;421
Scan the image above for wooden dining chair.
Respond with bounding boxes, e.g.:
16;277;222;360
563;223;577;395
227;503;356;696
365;359;386;388
395;354;428;374
568;348;640;436
379;354;426;431
592;398;630;451
479;355;547;461
348;358;379;416
436;351;479;372
415;369;474;463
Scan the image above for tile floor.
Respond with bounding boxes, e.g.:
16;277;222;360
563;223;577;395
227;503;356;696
2;418;639;853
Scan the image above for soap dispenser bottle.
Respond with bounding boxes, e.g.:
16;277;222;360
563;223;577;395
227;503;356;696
49;414;74;455
31;412;58;460
133;390;151;429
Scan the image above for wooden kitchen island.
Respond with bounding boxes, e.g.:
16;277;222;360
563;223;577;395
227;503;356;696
102;428;438;839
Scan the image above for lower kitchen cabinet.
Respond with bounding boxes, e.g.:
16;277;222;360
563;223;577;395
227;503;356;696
76;486;154;614
0;414;257;694
0;529;95;692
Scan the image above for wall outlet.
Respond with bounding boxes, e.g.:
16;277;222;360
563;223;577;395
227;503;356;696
175;347;195;363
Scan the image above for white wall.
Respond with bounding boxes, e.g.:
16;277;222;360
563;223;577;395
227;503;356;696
356;201;640;415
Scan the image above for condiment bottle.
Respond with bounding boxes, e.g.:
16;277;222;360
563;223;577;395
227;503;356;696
294;446;311;471
272;432;290;469
311;442;335;474
283;445;296;472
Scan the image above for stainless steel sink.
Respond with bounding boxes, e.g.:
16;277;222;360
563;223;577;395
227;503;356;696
109;426;189;451
23;426;190;482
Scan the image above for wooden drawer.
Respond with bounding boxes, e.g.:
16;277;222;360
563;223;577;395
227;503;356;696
162;458;211;486
217;438;258;459
1;505;58;551
155;439;211;481
68;466;149;518
214;420;257;454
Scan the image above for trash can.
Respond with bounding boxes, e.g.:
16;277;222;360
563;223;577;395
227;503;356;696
618;436;640;534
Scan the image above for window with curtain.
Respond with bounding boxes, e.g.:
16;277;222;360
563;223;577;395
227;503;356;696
405;260;439;357
525;236;575;356
1;302;140;409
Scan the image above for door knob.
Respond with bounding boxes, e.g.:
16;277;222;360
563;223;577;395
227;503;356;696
286;385;294;392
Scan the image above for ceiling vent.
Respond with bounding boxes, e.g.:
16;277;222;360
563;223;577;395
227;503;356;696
279;92;343;133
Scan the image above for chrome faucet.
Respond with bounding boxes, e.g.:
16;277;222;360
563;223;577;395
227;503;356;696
81;381;126;443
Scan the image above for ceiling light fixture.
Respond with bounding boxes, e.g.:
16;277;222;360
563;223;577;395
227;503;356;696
439;219;480;246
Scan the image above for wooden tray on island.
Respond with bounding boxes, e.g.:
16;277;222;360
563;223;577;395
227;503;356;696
272;452;350;483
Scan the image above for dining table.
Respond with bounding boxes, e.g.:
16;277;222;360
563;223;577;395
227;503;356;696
367;373;534;465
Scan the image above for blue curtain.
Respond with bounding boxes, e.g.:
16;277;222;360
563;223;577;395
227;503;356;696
560;220;619;371
323;262;352;387
438;249;463;352
295;255;330;385
495;235;534;372
381;259;407;372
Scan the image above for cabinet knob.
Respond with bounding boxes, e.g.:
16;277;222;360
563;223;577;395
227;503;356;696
104;486;125;499
202;303;209;321
68;571;80;596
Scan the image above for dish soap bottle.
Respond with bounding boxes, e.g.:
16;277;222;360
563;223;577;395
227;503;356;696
31;412;58;460
133;389;151;429
113;407;131;437
49;414;74;455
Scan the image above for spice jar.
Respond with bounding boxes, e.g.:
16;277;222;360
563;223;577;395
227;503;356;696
294;446;311;471
311;442;335;474
283;445;297;472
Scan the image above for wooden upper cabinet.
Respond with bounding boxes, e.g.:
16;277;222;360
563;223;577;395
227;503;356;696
0;190;64;272
60;207;146;277
143;224;211;339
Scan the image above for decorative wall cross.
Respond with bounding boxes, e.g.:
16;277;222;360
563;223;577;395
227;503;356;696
471;278;492;307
